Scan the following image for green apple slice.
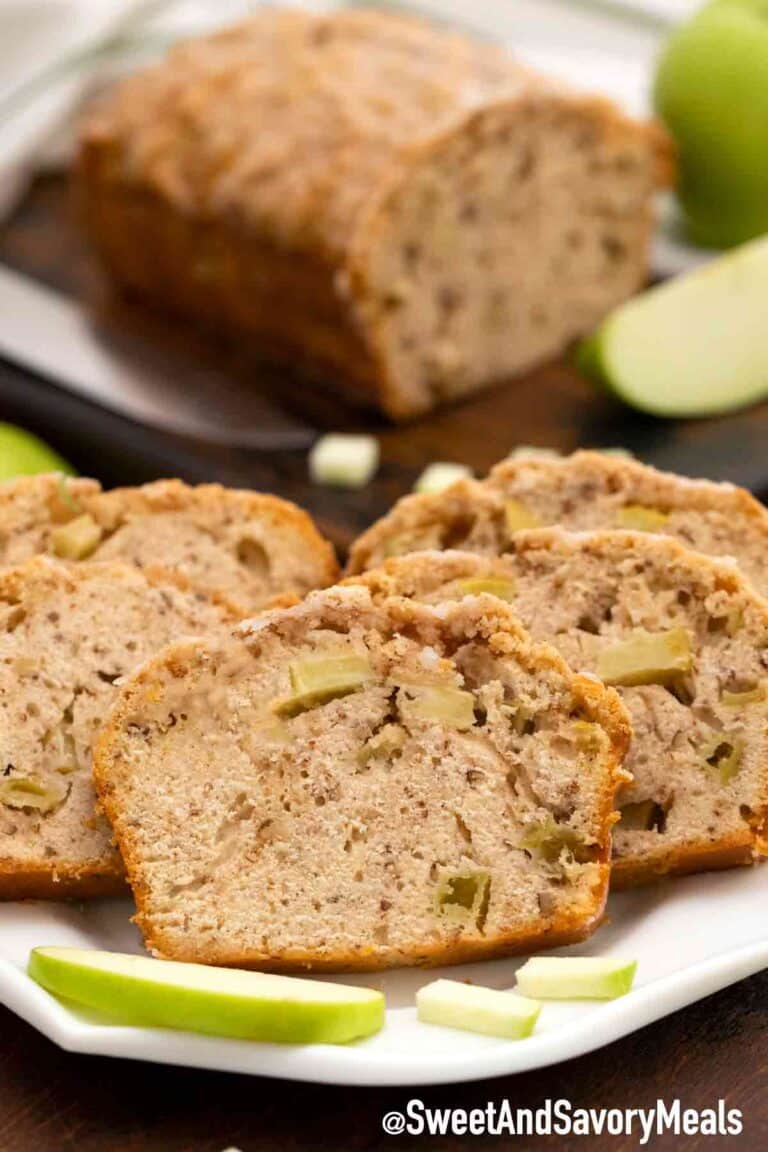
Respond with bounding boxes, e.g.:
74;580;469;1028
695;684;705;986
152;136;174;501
578;236;768;417
0;424;74;482
416;979;541;1039
28;947;385;1044
516;957;637;1000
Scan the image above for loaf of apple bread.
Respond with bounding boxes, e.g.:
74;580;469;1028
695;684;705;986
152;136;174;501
94;586;629;971
346;451;768;596
0;558;239;899
344;538;768;886
77;8;667;420
0;475;337;612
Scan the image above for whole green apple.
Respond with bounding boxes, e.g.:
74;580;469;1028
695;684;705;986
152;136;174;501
654;0;768;247
0;422;74;481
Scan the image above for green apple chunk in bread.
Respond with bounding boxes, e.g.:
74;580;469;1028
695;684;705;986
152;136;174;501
577;237;768;418
0;558;240;900
28;947;384;1044
343;535;768;886
94;586;630;972
346;451;768;601
0;474;338;611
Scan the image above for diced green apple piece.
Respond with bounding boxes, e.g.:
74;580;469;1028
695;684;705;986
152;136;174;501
414;462;473;494
721;682;766;706
50;514;103;560
309;434;379;489
0;776;68;813
596;627;692;687
28;947;385;1044
434;870;490;925
504;499;541;533
453;577;516;602
520;816;589;863
416;979;541;1039
615;504;669;532
516;956;637;1001
397;684;476;729
577;236;768;417
0;423;75;482
276;651;373;716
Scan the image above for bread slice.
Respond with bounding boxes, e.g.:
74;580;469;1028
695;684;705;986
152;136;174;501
94;586;630;971
0;475;338;611
344;539;768;885
77;8;667;420
346;476;504;574
347;451;768;597
0;557;240;899
487;450;768;596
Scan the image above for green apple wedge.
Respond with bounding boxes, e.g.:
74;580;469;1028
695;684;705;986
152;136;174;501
416;979;541;1039
654;0;768;248
0;423;74;481
577;236;768;417
516;957;637;1001
28;947;385;1045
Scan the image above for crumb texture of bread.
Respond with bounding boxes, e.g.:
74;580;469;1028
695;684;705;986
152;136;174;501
347;452;768;596
346;540;768;885
487;451;768;597
0;475;337;611
0;557;238;899
78;8;664;419
95;586;629;971
0;474;101;566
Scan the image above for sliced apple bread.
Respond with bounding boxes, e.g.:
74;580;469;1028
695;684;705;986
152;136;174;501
0;558;239;899
487;451;768;596
345;538;768;885
346;452;768;596
78;8;667;420
346;477;506;575
0;475;338;611
94;586;630;971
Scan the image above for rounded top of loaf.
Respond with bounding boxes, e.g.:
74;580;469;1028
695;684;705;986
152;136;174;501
79;7;654;261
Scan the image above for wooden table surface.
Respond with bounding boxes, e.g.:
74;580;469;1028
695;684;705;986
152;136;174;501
0;175;766;1151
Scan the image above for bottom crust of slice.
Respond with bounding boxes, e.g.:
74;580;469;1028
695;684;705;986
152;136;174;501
0;861;126;902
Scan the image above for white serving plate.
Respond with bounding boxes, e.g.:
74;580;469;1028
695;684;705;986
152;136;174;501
0;864;765;1086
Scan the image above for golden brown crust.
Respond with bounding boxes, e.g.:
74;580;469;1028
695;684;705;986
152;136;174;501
349;450;768;596
0;474;338;611
91;479;339;604
611;834;758;889
95;590;630;971
0;861;125;901
77;9;664;421
140;912;604;973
